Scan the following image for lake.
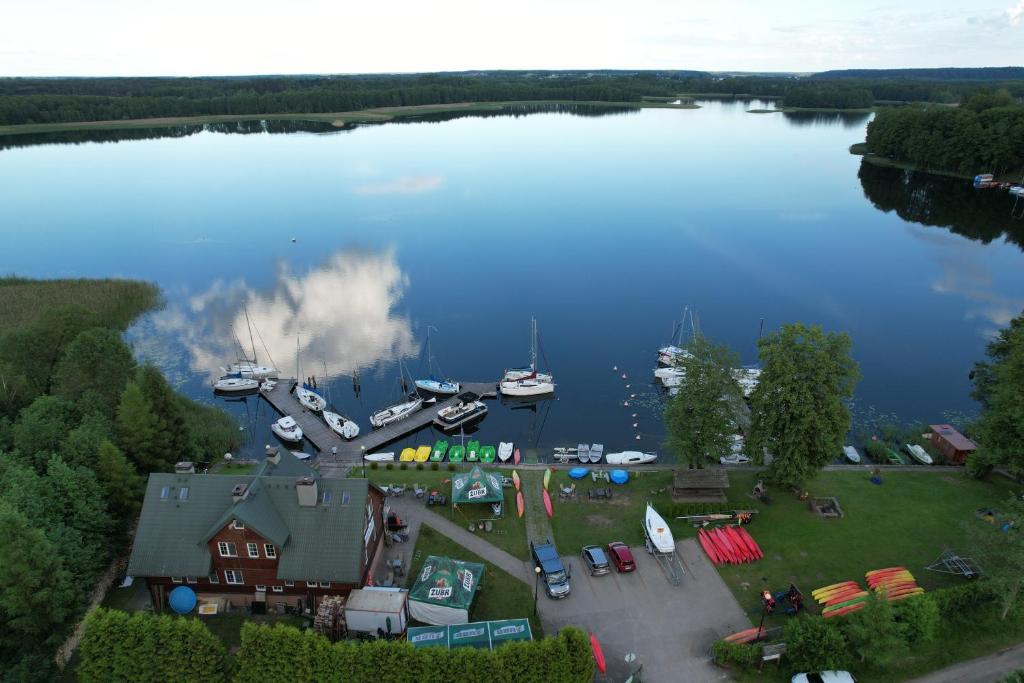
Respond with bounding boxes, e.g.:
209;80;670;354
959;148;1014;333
2;100;1022;460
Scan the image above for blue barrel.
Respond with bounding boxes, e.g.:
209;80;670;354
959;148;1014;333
169;586;197;614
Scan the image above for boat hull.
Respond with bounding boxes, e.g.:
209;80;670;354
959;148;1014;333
499;379;555;397
415;379;460;395
370;397;423;429
644;504;675;554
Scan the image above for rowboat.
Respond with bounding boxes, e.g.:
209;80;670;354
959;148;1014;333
364;452;394;463
512;470;520;490
466;439;480;462
479;445;496;463
842;446;861;464
542;487;553;517
431;440;449;461
606;451;658;465
497;442;513;462
578;444;591;464
399;448;416;462
516;491;524;518
543;468;551;490
884;447;905;465
448;444;465;463
644;504;675;554
905;443;933;465
590;443;604;463
415;445;431;463
270;416;304;443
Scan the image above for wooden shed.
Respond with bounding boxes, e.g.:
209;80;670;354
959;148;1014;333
929;424;977;465
672;468;730;503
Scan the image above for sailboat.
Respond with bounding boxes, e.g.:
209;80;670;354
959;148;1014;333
369;359;424;429
644;504;675;554
500;318;555;397
320;360;359;440
414;326;460;395
294;337;327;413
658;307;696;366
225;307;279;379
213;373;260;393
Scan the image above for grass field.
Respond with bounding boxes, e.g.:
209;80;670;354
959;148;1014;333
361;466;530;560
0;276;160;329
409;525;543;638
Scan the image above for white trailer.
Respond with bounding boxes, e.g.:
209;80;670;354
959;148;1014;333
344;587;409;636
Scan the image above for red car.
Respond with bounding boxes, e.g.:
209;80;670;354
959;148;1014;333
606;542;636;573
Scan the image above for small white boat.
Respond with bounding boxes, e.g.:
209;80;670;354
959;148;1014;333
227;361;279;380
290;450;314;461
415;378;460;395
370;395;423;429
733;367;761;398
605;451;658;465
364;452;395;463
271;416;304;443
323;410;359;440
905;444;934;465
644;504;675;554
553;446;579;463
497;442;514;462
578;443;591;463
214;374;260;393
259;379;277;393
296;383;327;413
657;345;693;366
590;443;604;463
654;367;685;387
433;399;487;430
719;454;752;465
842;445;861;464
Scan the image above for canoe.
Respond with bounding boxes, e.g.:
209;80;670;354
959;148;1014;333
466;440;480;462
589;633;606;675
513;447;521;464
480;445;496;463
542;487;553;518
880;586;924;599
724;627;767;644
516;491;524;518
871;575;915;588
711;528;739;564
568;467;590;479
400;447;416;462
823;602;867;618
498;442;513;462
822;595;869;613
887;589;926;602
698;529;722;566
609;469;629;485
736;527;764;560
543;468;551;490
512;470;520;491
815;583;863;602
415;446;431;462
866;566;906;577
824;590;868;607
813;581;859;598
723;527;751;562
448;445;465;463
884;447;905;465
431;440;448;461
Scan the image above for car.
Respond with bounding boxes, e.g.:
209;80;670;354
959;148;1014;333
791;672;856;683
580;545;611;575
530;539;571;598
606;541;636;573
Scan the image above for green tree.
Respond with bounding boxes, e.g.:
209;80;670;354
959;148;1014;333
60;411;113;468
53;327;135;417
663;336;743;467
137;365;191;460
12;395;74;470
95;439;144;520
969;495;1024;619
0;305;98;399
784;616;851;673
116;381;168;472
748;323;860;488
841;595;908;665
972;310;1024;475
893;593;940;645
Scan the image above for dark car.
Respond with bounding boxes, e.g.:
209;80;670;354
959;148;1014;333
606;541;636;573
580;545;611;576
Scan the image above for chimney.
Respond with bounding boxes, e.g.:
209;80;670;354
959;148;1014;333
296;477;318;507
265;445;281;466
232;483;249;503
175;461;195;474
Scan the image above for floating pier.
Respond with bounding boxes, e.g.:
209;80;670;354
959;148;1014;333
261;379;497;462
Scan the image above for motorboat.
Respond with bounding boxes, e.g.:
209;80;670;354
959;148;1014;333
605;451;658;465
578;443;591;464
370;395;424;429
590;443;604;463
214;374;260;393
842;445;861;464
323;410;359;440
905;444;934;465
498;442;514;462
644;504;675;554
433;396;488;430
500;318;555;396
296;383;327;412
364;452;395;463
271;416;304;443
733;366;761;398
415;378;460;395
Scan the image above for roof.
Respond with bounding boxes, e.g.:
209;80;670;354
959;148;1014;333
451;466;503;504
929;424;977;451
128;455;374;583
673;468;730;488
346;588;408;614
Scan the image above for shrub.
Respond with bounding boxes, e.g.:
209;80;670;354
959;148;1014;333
400;463;408;470
385;463;394;470
784;616;851;673
416;463;424;471
967;447;996;479
447;463;456;471
998;671;1024;683
865;440;889;463
369;462;378;470
931;582;1000;616
894;593;940;644
430;462;439;471
712;640;760;669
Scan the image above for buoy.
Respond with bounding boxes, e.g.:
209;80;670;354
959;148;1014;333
621;373;627;379
632;413;637;418
625;384;630;388
635;435;641;440
633;423;638;428
291;237;297;243
613;366;618;371
623;401;630;407
630;393;636;398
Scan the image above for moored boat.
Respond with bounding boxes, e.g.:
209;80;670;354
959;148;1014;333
466;439;481;462
905;443;933;465
479;445;496;463
644;503;675;554
370;395;423;429
415;445;431;463
270;416;304;443
432;440;449;461
842;445;861;464
605;450;658;465
414;326;460;395
227;361;279;380
500;318;555;397
296;383;327;412
448;444;465;463
497;442;513;462
323;409;359;440
399;447;416;462
214;374;260;393
590;443;604;463
733;366;761;398
433;395;488;430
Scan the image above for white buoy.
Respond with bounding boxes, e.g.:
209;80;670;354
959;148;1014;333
621;373;627;379
630;393;636;398
635;435;641;440
633;423;638;428
625;384;630;388
291;237;297;243
623;401;630;407
632;413;637;417
613;366;618;371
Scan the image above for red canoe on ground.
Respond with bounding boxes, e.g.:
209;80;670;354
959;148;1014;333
698;529;722;565
590;633;606;674
714;527;742;564
708;528;733;564
542;487;553;518
736;527;764;560
726;526;757;562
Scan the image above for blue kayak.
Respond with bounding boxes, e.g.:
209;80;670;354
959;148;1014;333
568;467;590;479
610;469;629;485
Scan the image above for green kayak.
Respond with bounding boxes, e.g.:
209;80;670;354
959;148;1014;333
431;439;449;461
479;445;496;463
448;444;465;463
466;439;480;462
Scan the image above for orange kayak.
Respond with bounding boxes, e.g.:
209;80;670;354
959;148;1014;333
516;491;524;518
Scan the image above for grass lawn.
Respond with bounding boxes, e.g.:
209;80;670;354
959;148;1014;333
409;525;543;638
361;466;530;560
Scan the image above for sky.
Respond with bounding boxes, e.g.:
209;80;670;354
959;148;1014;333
1;0;1022;76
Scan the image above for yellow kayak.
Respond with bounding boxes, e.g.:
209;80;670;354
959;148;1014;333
415;445;431;462
512;471;520;491
400;447;416;462
543;468;551;490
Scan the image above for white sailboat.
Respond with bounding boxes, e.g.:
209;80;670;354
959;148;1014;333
606;451;658;465
414;326;461;395
320;360;359;440
371;359;424;428
270;416;304;443
500;318;555;397
226;307;279;379
213;374;260;393
657;306;697;366
644;504;675;554
294;336;327;412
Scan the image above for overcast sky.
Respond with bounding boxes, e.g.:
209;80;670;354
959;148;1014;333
1;0;1022;77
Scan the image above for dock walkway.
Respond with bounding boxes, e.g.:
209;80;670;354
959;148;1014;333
261;379;497;462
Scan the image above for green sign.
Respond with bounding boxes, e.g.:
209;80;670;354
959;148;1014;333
449;622;491;649
407;625;449;649
487;619;533;646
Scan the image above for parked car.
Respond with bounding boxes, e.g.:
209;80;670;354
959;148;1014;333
606;541;636;573
530;539;571;598
791;672;856;683
580;545;611;575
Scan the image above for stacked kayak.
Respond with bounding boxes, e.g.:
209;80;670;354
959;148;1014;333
480;445;496;463
696;526;763;565
813;581;870;617
431;440;448;461
400;447;416;462
867;567;924;601
448;445;465;463
723;626;768;645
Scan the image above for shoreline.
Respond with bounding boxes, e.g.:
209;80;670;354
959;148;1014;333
0;99;700;137
849;142;1024;183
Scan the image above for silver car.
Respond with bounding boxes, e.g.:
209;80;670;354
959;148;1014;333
580;545;611;576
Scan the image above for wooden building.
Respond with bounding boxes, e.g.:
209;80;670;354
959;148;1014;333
672;467;730;503
928;424;977;465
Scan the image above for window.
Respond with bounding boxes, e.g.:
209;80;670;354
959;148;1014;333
272;585;284;593
160;486;170;500
284;580;294;587
306;581;317;588
341;491;350;505
322;490;333;505
255;584;267;591
247;542;259;559
171;576;182;583
178;487;189;501
218;542;237;557
224;570;244;585
208;573;220;584
186;576;197;584
264;544;277;559
231;520;245;530
319;581;331;588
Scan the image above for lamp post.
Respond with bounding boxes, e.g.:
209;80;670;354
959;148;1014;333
533;566;542;616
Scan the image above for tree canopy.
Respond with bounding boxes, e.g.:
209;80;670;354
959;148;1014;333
971;310;1024;475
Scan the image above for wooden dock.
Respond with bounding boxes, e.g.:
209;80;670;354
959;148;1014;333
260;379;497;463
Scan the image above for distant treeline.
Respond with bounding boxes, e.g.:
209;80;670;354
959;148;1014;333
812;67;1024;81
865;91;1024;176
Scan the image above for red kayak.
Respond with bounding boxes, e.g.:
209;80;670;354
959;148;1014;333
727;526;756;562
866;566;906;578
725;626;767;644
736;527;764;559
707;528;732;564
823;602;866;618
542;487;553;518
590;633;606;674
824;590;867;606
723;527;751;563
513;448;521;464
888;590;925;602
516;491;525;518
713;528;741;564
873;580;917;593
879;584;922;598
698;529;722;565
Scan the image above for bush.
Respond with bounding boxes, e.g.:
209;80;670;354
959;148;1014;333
712;640;761;669
430;462;439;471
400;463;408;470
894;593;940;644
784;616;851;673
967;447;996;479
369;462;378;470
864;440;889;463
931;581;1000;616
998;671;1024;683
385;463;394;470
416;463;424;471
447;463;456;471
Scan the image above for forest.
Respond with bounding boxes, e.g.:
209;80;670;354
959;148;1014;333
864;90;1024;176
0;277;240;682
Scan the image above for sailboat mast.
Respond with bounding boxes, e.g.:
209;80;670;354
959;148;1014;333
244;306;257;363
531;317;538;371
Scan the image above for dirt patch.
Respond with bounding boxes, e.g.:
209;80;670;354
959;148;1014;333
607;494;633;507
941;476;965;485
586;514;614;527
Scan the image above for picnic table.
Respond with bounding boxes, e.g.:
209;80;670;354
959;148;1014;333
588;487;613;500
427;491;447;506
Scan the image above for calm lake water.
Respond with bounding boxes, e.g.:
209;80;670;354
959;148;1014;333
2;100;1022;459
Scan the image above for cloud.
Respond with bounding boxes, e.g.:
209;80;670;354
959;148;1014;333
354;175;444;195
1009;0;1024;26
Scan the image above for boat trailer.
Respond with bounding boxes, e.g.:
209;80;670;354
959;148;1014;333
642;522;684;586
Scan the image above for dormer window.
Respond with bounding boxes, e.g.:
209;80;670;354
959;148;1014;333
160;486;170;500
231;520;245;530
178;487;189;501
322;490;333;506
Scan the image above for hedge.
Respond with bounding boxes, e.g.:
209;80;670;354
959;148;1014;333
712;640;760;669
234;623;594;683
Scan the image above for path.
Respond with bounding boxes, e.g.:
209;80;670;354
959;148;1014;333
907;642;1024;683
418;506;532;582
520;469;556;548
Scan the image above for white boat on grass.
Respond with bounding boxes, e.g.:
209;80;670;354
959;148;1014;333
606;450;657;465
271;416;304;443
842;446;861;464
644;504;675;554
370;395;423;429
324;410;359;440
214;374;260;393
500;318;555;397
905;443;934;465
364;452;395;463
590;443;604;463
498;442;514;462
